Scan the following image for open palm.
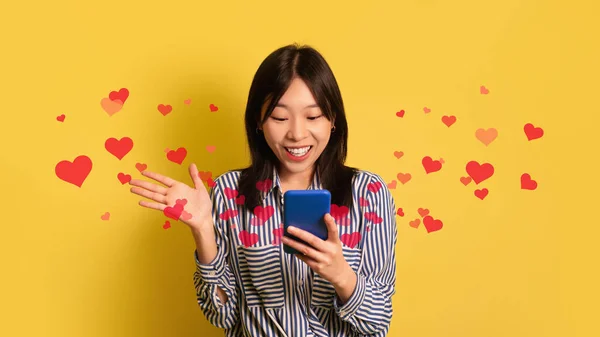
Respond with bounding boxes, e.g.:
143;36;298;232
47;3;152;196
129;163;213;231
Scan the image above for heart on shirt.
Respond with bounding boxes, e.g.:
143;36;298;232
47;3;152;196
254;205;274;221
340;232;361;248
239;230;259;247
330;204;349;220
364;211;383;224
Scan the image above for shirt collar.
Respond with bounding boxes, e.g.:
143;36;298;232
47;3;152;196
261;166;323;202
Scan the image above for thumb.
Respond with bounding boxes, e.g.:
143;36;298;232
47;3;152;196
325;213;340;242
189;163;203;189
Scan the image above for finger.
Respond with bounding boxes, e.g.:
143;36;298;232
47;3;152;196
282;236;324;261
189;163;203;190
141;170;176;188
286;226;326;252
130;186;168;204
128;179;168;195
324;213;340;242
138;200;167;211
295;253;318;268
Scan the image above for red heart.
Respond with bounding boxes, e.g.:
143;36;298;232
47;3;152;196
395;110;405;118
418;208;429;217
422;156;442;174
524;123;544;141
105;137;133;160
367;181;382;193
256;179;273;193
209;104;219;112
466;161;494;184
474;188;489;200
235;195;245;205
250;217;266;226
109;88;129;103
135;163;147;172
340;232;361;248
396;208;404;217
521;173;537;190
198;171;212;181
176;198;187;206
239;230;259;247
273;228;283;237
163;221;171;229
364;212;383;224
207;178;216;188
396;173;412;184
224;187;238;199
157;104;172;116
166;147;187;165
55;155;93;187
330;204;349;220
409;218;420;228
254;205;274;221
56;114;65;122
164;203;183;220
359;197;370;207
219;209;238;221
423;216;443;233
441;115;457;127
460;176;472;186
117;173;131;184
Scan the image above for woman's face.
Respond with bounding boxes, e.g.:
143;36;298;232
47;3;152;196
260;77;333;180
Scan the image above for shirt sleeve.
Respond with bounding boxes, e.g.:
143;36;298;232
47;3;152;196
193;179;239;329
333;173;398;335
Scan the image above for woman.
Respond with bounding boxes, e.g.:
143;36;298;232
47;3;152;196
129;43;398;336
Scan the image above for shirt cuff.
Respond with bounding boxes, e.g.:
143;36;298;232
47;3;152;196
334;272;366;320
194;248;226;284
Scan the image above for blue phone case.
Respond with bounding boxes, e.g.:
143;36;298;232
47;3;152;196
283;189;331;255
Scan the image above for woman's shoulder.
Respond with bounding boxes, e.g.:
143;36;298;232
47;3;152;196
210;169;243;191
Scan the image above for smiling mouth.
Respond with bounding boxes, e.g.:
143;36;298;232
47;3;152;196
285;146;312;156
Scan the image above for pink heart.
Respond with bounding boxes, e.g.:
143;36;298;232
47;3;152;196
254;205;274;221
340;232;361;248
206;145;216;153
480;85;490;94
239;230;259;247
101;212;110;220
423;107;431;113
184;98;191;105
180;211;192;221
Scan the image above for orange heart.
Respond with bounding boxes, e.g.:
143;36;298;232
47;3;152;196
409;219;420;228
101;98;123;116
393;151;404;159
387;180;397;189
396;173;412;184
101;212;110;220
475;128;498;146
135;163;147;172
418;208;429;217
460;176;472;186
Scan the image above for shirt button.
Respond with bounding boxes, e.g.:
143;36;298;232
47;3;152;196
208;271;216;276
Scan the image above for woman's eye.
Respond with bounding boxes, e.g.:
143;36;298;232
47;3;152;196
308;115;323;120
270;116;287;121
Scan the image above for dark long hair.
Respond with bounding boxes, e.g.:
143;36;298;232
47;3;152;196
236;43;358;211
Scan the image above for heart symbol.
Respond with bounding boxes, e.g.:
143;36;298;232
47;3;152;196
396;173;412;184
105;137;133;160
163;221;171;229
235;195;245;205
157;104;173;116
181;211;193;221
396;208;404;217
254;205;274;221
423;216;443;233
475;128;498;146
250;217;266;226
209;104;219;112
330;204;349;220
164;148;171;153
56;114;65;122
387;180;397;189
207;178;216;188
256;179;273;193
273;228;283;237
55;155;93;187
524;123;544;141
393;151;404;159
364;212;383;224
117;173;131;184
395;110;405;118
135;163;147;172
206;145;216;153
359;197;369;207
176;199;187;206
422;156;442;174
198;171;212;181
340;232;361;248
164;203;184;220
219;209;238;221
474;188;489;200
409;218;420;228
441;115;457;127
100;97;123;116
423;107;431;114
166;147;187;164
418;208;429;217
521;173;537;190
109;88;129;103
184;98;191;105
466;161;494;184
239;230;259;247
224;187;238;199
367;181;382;193
460;176;472;186
480;85;489;94
101;212;110;220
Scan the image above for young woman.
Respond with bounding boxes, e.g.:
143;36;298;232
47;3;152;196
129;43;398;336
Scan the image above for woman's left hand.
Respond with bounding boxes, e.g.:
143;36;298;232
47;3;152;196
281;213;355;289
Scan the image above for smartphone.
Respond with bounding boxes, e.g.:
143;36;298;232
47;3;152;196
283;189;331;255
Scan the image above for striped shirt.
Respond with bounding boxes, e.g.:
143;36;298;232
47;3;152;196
193;167;398;336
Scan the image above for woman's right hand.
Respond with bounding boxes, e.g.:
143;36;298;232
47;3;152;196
129;163;213;232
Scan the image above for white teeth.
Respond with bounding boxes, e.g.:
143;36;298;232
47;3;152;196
286;146;311;156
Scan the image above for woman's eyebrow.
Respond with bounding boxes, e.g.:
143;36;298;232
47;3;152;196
275;103;319;109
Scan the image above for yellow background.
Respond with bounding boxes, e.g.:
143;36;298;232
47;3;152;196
2;0;598;336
